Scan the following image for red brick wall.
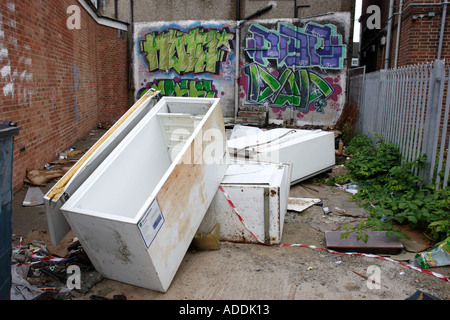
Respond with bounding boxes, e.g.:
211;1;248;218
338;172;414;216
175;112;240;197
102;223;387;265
0;0;128;192
360;0;449;70
395;0;450;67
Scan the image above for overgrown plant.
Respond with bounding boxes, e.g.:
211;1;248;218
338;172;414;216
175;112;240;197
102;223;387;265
335;133;450;243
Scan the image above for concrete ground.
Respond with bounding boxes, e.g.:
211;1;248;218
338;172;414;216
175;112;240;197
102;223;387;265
10;128;450;301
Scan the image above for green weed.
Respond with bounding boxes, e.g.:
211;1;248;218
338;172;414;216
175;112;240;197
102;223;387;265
338;133;450;242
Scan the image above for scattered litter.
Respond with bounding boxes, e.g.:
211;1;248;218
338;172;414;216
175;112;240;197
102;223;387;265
323;207;330;214
10;229;98;300
25;159;76;186
67;150;82;157
22;186;44;207
26;168;65;186
22;230;78;258
415;237;450;268
335;183;359;195
335;260;342;265
11;264;43;300
287;197;321;213
307;266;313;270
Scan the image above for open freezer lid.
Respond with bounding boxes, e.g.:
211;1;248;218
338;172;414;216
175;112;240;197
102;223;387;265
44;90;160;246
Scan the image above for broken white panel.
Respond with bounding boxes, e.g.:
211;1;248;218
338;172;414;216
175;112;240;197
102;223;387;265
22;187;44;207
200;162;291;245
228;124;263;140
227;128;335;184
287;197;321;213
60;97;228;293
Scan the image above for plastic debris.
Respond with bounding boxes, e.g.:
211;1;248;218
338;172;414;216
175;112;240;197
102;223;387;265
415;237;450;268
10;231;95;300
22;187;44;207
335;183;359;195
287;197;321;213
191;224;220;251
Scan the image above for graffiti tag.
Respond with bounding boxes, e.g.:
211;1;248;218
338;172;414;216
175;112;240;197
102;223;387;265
246;22;346;69
244;64;333;112
139;27;234;75
138;78;217;99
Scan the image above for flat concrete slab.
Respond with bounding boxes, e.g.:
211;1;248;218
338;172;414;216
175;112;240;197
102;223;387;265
325;231;404;254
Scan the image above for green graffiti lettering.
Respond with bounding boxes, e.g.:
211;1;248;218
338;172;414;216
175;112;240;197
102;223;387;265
140;27;234;75
243;64;334;112
138;79;217;99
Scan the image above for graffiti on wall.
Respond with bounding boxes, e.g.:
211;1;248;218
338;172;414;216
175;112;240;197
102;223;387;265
244;64;334;113
246;22;345;70
140;27;234;75
136;22;236;101
242;21;346;117
141;78;217;98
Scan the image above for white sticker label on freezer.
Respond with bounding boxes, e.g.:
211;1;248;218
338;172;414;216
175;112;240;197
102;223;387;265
138;199;164;248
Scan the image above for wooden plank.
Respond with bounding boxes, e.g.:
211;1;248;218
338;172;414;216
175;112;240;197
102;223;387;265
325;231;404;254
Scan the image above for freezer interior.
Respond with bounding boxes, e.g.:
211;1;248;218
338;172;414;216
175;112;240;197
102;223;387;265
63;98;214;222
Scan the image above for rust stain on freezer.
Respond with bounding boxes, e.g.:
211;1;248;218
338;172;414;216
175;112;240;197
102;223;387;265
153;103;227;268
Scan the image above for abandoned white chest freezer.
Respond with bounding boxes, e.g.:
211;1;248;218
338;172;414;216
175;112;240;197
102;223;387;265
59;97;229;292
44;90;160;246
227;128;335;184
199;162;291;244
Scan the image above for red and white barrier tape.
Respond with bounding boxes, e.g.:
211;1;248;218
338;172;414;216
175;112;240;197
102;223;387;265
218;186;450;283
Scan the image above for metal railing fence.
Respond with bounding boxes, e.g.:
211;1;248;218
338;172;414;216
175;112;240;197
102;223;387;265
348;60;450;188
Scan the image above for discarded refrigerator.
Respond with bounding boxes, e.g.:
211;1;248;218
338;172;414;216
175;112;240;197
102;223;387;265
227;128;335;184
58;97;228;292
199;162;291;245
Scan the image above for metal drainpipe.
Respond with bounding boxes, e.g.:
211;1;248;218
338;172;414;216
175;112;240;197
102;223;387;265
394;0;403;68
384;0;395;69
235;23;240;121
234;0;240;122
437;1;448;60
128;0;134;91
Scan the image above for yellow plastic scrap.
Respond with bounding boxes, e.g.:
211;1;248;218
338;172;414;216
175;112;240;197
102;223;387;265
191;224;221;251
